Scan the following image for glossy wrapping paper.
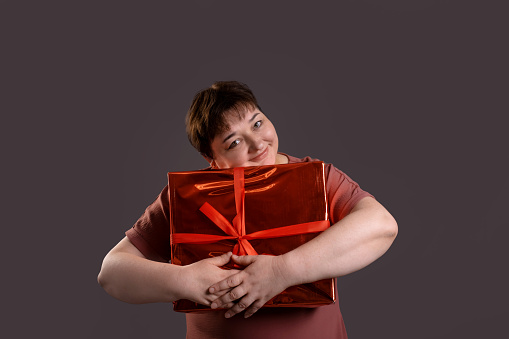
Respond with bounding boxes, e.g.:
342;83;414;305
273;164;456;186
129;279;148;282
168;161;336;312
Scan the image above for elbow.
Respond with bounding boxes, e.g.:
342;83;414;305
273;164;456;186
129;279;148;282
97;255;116;296
97;265;111;294
382;211;398;240
97;269;107;289
97;266;126;302
97;252;145;304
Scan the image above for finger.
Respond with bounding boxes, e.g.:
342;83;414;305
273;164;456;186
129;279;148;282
210;285;245;309
209;272;243;294
200;299;212;307
206;301;235;310
211;288;233;298
206;251;232;266
219;268;241;281
244;300;265;318
224;296;254;318
218;302;235;310
206;290;233;304
231;254;256;267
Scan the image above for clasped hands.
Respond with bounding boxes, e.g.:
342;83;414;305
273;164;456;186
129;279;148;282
181;251;292;318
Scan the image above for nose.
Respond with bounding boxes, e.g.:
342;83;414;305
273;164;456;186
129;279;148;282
248;136;264;153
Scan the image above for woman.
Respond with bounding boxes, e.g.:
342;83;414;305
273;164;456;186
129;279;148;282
98;81;398;338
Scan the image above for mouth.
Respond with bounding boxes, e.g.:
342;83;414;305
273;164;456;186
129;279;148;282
250;146;269;162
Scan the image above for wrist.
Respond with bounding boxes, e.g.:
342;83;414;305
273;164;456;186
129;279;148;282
165;263;187;302
276;253;305;288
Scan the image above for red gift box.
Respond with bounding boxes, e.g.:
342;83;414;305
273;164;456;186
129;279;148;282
168;161;336;312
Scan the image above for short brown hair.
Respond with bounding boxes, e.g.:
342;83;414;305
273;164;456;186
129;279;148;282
185;81;261;159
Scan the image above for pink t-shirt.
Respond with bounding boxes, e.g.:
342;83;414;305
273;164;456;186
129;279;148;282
126;153;374;338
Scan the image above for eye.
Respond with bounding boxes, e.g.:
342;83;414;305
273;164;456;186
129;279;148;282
228;139;240;150
254;120;262;129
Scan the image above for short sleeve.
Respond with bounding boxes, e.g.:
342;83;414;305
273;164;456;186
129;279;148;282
324;164;374;224
125;185;171;262
283;153;374;223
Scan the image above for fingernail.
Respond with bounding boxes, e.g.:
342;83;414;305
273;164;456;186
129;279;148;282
244;313;251;318
209;287;215;293
225;312;231;318
211;303;217;309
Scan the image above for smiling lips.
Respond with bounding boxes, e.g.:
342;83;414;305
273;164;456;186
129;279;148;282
250;146;269;162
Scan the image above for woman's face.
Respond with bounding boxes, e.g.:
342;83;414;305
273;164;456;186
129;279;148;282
209;106;280;169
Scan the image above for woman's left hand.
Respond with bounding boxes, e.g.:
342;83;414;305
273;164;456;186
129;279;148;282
208;254;292;318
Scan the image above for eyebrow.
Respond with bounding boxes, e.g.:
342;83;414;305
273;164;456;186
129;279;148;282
222;113;260;143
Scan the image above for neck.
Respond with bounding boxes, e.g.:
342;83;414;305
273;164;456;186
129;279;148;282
276;153;289;164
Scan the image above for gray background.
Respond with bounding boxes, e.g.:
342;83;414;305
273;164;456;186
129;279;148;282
2;1;508;338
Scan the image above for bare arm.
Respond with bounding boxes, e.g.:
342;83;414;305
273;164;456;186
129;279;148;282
209;197;398;317
282;197;398;283
97;236;238;305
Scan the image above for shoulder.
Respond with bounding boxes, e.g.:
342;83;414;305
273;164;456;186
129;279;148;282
280;152;336;176
281;152;365;189
281;152;322;164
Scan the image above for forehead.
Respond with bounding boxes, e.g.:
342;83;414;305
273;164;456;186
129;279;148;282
218;104;256;131
222;109;246;125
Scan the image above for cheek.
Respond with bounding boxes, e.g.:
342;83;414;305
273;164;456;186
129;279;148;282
219;150;250;168
266;125;278;144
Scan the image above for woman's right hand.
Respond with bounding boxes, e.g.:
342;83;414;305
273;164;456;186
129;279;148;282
177;252;240;306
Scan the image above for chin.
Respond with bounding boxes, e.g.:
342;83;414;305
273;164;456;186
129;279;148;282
259;155;277;166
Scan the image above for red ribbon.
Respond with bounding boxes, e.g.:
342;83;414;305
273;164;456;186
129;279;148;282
170;167;330;255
